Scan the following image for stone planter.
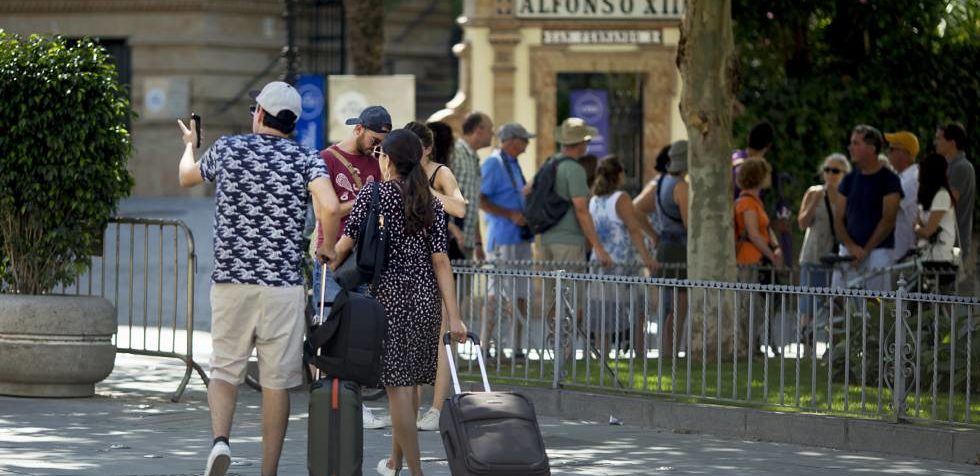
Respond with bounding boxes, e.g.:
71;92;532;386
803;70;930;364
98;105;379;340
0;294;116;397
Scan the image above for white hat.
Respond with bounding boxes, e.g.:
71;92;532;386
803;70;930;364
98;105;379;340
250;81;301;120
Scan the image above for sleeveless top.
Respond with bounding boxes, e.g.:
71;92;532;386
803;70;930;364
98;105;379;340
589;191;636;264
428;164;444;187
654;174;687;245
798;185;835;266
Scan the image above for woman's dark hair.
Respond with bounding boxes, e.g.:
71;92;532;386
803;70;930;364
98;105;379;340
917;153;953;211
592;155;624;196
404;121;434;149
578;154;598;188
383;129;434;234
261;108;297;134
654;145;670;174
747;121;774;151
427;121;455;165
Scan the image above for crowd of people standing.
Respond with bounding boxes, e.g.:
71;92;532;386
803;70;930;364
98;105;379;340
174;79;974;475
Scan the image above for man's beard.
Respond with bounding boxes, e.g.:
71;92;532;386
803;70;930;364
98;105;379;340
356;135;375;156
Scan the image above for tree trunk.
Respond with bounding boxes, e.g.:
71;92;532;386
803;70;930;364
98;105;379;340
678;0;739;359
343;0;385;75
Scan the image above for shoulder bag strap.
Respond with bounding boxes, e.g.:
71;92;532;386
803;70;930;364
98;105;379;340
822;188;839;244
327;147;363;189
500;156;524;191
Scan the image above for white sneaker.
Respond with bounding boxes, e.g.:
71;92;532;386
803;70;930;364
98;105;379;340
363;406;390;429
376;457;400;476
204;441;231;476
416;407;441;431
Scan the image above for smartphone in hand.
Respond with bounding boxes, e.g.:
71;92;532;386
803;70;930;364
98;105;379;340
191;113;202;148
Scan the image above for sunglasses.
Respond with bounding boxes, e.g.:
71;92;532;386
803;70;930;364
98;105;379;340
371;145;388;160
823;167;843;174
249;104;258;116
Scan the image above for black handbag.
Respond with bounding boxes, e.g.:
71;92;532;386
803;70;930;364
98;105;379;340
358;183;388;285
336;183;389;289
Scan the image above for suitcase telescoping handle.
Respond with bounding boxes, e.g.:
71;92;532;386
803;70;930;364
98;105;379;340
314;263;329;381
443;332;491;394
318;262;328;326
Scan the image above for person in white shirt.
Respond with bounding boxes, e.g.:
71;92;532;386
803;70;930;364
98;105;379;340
885;131;920;262
914;153;959;292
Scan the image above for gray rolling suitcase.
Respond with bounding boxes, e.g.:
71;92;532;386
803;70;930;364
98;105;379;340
439;332;550;476
308;265;363;476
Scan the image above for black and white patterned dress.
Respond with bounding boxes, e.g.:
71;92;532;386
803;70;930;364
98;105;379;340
344;180;448;387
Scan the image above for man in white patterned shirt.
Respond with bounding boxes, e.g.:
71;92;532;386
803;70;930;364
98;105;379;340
452;111;494;261
177;81;340;476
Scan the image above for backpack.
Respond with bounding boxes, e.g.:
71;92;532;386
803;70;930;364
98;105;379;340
524;156;576;234
304;288;386;387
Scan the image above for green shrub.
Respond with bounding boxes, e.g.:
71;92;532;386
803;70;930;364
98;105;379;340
0;32;133;294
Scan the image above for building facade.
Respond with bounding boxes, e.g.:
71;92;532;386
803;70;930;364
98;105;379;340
432;0;686;191
1;0;459;197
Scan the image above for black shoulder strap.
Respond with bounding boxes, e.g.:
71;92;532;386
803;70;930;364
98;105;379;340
656;175;684;224
822;188;838;243
500;156;518;189
429;164;445;188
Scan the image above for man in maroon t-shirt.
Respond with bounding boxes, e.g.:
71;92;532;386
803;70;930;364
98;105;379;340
311;105;392;430
315;105;391;248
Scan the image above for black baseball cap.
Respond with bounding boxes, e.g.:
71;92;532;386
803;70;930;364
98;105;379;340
345;105;392;133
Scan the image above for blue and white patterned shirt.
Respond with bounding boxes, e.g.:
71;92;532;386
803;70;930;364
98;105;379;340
200;134;328;287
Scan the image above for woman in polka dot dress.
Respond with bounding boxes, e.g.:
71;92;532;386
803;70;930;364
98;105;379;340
334;129;467;476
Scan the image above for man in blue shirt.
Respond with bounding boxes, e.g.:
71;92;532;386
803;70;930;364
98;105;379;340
833;124;903;291
479;122;535;360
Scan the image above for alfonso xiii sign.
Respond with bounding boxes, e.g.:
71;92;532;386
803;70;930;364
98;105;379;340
516;0;684;19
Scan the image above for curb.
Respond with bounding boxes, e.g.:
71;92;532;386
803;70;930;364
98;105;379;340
460;383;980;466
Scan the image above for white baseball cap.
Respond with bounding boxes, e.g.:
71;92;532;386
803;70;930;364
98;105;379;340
249;81;302;120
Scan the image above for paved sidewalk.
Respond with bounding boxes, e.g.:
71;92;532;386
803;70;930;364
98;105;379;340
2;353;978;475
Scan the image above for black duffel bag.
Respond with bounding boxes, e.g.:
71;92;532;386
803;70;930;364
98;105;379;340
304;287;386;387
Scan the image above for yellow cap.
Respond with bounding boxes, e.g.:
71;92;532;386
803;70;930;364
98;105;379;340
885;131;919;158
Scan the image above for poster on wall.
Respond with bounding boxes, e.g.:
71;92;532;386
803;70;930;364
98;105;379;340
295;74;325;151
327;75;415;143
570;89;609;157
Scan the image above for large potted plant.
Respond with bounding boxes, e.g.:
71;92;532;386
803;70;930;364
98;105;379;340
0;32;134;397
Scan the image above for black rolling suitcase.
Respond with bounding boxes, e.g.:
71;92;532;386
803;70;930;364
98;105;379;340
308;265;363;476
439;332;550;476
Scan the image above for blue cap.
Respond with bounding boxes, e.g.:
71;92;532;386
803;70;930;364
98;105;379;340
345;105;392;133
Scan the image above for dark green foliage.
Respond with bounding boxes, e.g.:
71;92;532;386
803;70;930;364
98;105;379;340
732;0;979;214
0;32;134;294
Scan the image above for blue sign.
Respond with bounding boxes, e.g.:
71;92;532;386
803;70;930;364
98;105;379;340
295;74;325;150
570;89;609;157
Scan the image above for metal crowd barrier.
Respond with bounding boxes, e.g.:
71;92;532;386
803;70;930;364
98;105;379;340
455;258;961;294
56;217;208;402
450;261;979;426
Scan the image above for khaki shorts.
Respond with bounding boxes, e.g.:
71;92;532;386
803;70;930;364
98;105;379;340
209;283;306;389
